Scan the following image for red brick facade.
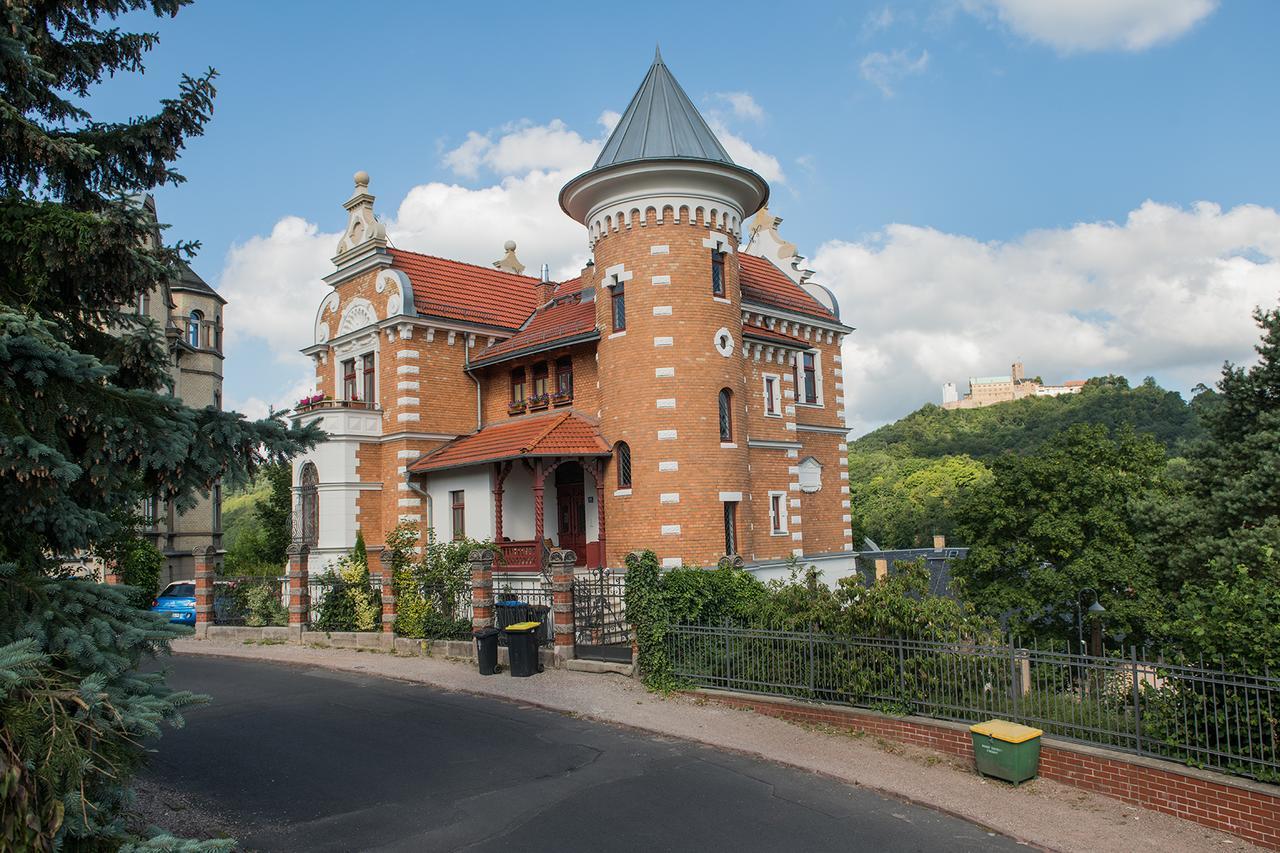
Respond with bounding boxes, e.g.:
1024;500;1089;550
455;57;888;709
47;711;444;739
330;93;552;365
697;691;1280;850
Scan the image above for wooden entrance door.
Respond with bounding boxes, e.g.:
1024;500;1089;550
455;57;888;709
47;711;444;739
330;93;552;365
555;463;586;564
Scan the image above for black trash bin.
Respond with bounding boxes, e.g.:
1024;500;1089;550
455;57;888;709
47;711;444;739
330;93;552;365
474;627;500;675
503;621;543;677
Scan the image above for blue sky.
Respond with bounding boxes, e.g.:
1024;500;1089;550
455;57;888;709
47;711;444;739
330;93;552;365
94;0;1280;433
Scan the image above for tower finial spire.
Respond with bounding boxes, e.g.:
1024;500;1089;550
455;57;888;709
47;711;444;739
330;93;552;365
654;43;663;64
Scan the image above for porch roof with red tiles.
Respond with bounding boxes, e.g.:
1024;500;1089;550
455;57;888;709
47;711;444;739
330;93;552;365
470;292;599;367
408;411;611;474
389;248;542;331
738;252;837;323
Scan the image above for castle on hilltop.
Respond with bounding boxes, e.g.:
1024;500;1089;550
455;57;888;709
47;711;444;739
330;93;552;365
942;362;1084;410
289;50;855;580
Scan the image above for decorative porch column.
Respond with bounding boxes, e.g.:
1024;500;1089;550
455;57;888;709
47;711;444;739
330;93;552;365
469;547;495;631
533;460;545;549
369;545;394;633
193;545;216;629
549;548;576;662
493;461;510;543
287;542;310;627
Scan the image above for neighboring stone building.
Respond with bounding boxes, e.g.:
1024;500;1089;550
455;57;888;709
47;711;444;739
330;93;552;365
291;51;856;579
135;196;226;585
942;361;1083;409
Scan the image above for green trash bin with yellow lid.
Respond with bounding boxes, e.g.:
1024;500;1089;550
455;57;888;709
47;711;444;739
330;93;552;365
969;719;1043;785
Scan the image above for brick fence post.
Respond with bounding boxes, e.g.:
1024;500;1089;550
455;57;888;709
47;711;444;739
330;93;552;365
287;542;310;629
549;548;576;664
369;545;395;634
469;548;494;632
193;545;216;634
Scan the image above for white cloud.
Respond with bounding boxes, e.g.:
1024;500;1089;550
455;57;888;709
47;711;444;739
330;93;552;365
815;200;1280;435
862;7;895;36
859;48;930;98
961;0;1217;53
712;91;765;122
708;120;786;185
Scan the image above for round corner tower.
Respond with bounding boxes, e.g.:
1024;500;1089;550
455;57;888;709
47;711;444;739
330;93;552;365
560;49;770;568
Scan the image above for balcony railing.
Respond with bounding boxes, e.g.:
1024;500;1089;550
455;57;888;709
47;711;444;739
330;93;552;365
498;540;545;572
294;398;378;415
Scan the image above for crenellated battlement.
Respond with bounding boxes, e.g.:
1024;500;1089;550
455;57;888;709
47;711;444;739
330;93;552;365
587;201;743;247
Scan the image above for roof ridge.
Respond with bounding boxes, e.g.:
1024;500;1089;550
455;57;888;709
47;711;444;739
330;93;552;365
522;410;573;454
389;247;544;283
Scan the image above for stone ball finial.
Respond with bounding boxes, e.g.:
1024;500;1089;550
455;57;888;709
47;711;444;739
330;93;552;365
504;240;517;252
354;170;370;189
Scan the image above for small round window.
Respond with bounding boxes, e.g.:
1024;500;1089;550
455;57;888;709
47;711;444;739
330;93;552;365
713;327;734;357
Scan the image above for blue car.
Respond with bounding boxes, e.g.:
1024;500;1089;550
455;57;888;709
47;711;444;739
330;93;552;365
150;581;196;625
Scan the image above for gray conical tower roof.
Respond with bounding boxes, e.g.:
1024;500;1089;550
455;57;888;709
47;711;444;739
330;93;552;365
593;47;733;169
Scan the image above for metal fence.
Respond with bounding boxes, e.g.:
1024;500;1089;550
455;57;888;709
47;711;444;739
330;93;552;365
667;623;1280;782
213;576;288;626
306;574;384;630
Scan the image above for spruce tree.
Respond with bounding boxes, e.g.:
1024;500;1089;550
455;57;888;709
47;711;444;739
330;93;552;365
0;1;321;846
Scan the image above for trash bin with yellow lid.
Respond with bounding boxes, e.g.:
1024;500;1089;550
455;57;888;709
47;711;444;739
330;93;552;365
969;719;1044;785
502;621;544;678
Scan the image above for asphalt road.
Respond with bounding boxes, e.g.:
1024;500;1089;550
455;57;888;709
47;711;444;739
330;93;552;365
144;655;1026;852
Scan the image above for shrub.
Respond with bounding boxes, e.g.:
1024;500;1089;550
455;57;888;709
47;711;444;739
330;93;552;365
313;534;381;632
387;523;483;640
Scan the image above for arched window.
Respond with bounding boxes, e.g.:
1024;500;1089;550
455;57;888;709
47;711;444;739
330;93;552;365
299;463;319;546
187;310;202;348
718;388;733;442
615;441;632;489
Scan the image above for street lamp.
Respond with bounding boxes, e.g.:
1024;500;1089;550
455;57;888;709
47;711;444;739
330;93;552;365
1075;588;1106;656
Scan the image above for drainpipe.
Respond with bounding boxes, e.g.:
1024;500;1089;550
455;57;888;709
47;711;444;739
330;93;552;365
464;333;482;430
407;477;433;534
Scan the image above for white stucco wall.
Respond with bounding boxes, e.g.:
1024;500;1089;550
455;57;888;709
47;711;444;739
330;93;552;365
292;407;382;574
497;463;600;545
425;468;493;541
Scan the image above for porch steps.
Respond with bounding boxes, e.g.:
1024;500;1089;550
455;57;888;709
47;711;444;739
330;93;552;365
566;658;634;677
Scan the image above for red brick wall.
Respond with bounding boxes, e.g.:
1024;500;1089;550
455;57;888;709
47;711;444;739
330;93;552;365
696;691;1280;850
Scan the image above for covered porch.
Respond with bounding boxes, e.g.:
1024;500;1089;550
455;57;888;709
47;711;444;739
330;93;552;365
408;411;612;571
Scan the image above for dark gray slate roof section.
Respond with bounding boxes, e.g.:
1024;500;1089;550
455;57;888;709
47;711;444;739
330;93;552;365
593;47;733;169
170;261;226;304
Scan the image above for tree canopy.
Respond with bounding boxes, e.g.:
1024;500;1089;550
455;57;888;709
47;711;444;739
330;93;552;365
0;1;320;846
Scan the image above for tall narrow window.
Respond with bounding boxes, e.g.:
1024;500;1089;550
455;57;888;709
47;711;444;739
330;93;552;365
615;441;632;489
611;282;626;332
723;501;739;556
299;463;319;546
711;250;725;297
763;375;781;417
138;289;150;317
144;494;159;526
797;351;818;404
532;362;549;399
510;368;526;403
212;484;222;533
556;357;573;398
186;311;202;348
342;358;357;400
213;317;222;352
450;490;466;541
769;493;787;534
718;388;733;443
361;353;376;405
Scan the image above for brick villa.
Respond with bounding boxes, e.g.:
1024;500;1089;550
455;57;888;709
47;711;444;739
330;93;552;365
291;50;855;578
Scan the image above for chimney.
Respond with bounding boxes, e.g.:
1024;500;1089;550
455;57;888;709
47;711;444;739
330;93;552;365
535;263;555;304
932;534;946;550
874;558;888;583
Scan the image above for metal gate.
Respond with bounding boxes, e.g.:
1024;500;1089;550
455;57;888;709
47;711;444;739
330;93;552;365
572;568;631;662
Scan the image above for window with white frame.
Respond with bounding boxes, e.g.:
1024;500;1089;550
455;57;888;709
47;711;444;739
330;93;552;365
796;349;822;405
768;492;788;534
762;374;782;417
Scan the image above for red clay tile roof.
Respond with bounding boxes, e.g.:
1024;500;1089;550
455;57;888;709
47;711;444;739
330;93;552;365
738;253;837;322
409;411;611;473
743;322;809;348
472;293;598;366
390;248;542;330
